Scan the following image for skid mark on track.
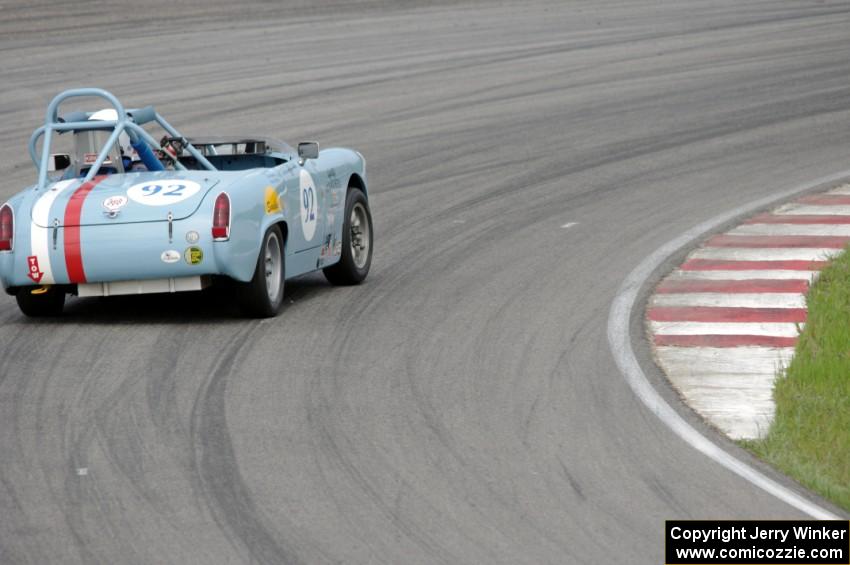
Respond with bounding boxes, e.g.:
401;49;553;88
190;324;308;565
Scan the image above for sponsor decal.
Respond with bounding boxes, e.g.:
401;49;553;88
265;186;281;214
299;169;318;241
26;256;44;283
184;246;203;265
326;168;342;189
320;234;332;257
185;230;200;244
161;250;181;264
82;153;111;165
126;179;202;206
102;195;128;214
327;170;343;205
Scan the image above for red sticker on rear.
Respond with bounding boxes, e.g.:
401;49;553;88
27;256;44;283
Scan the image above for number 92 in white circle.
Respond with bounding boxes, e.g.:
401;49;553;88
126;179;202;206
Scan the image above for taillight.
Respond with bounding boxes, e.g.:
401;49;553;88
212;193;230;240
0;205;13;252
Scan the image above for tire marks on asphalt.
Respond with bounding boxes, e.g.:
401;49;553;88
190;323;309;565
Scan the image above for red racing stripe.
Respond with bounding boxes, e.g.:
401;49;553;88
654;334;798;348
745;214;850;224
63;176;106;283
647;306;807;323
656;279;809;294
796;194;850;205
705;234;850;248
680;259;828;271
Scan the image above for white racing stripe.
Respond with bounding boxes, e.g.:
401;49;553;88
729;223;850;236
650;293;806;309
774;204;850;215
691;247;840;262
31;179;77;284
650;321;802;338
669;270;818;281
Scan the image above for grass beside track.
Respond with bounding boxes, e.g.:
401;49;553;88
745;247;850;512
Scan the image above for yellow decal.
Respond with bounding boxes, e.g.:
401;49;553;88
31;286;50;295
265;186;281;214
184;246;204;266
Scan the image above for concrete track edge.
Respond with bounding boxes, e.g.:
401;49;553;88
607;170;850;520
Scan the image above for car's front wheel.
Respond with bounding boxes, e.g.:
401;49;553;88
238;226;285;318
16;286;65;317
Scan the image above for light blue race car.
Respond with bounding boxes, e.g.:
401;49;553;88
0;88;373;317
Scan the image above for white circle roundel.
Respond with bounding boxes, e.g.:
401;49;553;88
299;170;317;241
126;179;202;206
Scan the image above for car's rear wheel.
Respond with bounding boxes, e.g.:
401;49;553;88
323;188;373;285
16;286;65;317
238;226;285;318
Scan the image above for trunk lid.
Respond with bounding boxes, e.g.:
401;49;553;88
31;172;221;227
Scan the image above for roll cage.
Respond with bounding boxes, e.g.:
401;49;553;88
28;88;218;191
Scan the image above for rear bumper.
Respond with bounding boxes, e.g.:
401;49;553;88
77;275;209;297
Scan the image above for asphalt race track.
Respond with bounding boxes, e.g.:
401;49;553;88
1;1;849;563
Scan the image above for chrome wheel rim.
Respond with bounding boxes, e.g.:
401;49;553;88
350;202;370;269
264;231;283;303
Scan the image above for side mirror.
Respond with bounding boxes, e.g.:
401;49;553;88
297;141;319;163
47;153;71;172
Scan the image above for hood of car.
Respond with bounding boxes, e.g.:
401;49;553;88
29;172;221;227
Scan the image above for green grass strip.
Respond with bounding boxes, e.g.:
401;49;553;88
745;247;850;512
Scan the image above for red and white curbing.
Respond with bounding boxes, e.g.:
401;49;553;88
649;183;850;440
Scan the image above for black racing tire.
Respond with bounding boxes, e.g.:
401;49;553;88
16;286;65;317
237;225;285;318
323;188;373;285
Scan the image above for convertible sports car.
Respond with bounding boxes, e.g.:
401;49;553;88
0;88;373;317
